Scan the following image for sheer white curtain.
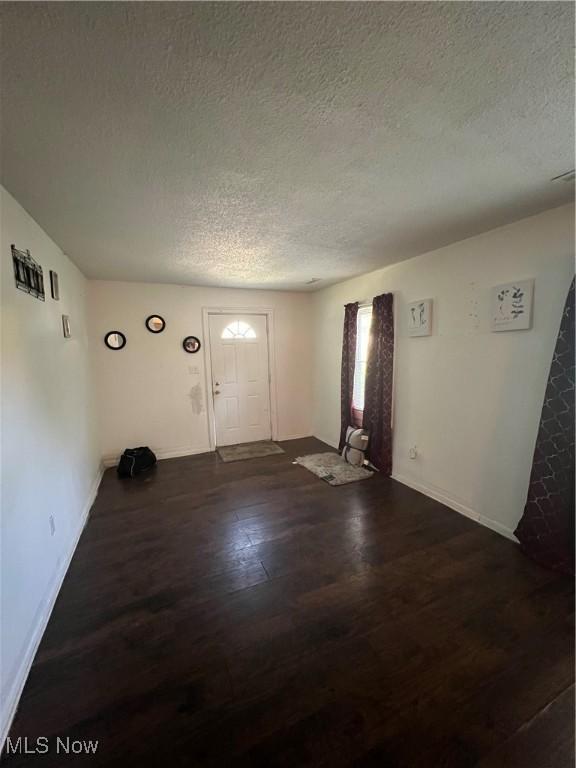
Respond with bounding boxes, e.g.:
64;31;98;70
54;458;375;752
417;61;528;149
352;306;372;412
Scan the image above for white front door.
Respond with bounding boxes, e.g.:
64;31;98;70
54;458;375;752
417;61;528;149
208;314;272;447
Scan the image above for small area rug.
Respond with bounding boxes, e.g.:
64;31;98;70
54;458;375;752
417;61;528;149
217;441;285;463
294;452;373;486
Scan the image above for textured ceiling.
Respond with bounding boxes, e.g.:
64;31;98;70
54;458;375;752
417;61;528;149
0;2;574;290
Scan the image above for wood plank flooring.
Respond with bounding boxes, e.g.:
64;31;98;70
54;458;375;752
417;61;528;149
4;438;574;767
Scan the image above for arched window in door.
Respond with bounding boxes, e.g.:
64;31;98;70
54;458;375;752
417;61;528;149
221;321;257;339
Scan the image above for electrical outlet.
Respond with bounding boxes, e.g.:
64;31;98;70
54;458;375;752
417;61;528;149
49;515;56;536
408;446;418;460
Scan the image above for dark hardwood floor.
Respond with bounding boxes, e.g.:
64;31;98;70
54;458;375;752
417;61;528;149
4;437;574;767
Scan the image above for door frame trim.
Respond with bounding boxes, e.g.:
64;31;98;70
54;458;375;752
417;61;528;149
201;307;279;451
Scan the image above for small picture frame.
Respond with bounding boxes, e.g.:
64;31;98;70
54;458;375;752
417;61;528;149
11;245;45;300
62;315;71;338
491;279;534;332
104;331;127;350
407;299;432;337
145;314;166;333
182;335;201;353
50;270;60;300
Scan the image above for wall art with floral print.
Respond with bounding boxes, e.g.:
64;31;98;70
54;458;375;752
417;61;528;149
491;279;534;331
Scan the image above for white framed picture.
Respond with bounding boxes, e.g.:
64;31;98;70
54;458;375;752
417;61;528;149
50;270;59;300
491;279;534;332
62;314;71;338
407;299;432;336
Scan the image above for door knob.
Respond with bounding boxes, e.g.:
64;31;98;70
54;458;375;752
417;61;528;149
214;390;221;395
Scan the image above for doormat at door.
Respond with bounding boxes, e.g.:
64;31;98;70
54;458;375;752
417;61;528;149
217;441;285;463
294;453;373;486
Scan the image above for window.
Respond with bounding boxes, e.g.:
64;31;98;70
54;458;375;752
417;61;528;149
221;320;256;339
352;306;372;412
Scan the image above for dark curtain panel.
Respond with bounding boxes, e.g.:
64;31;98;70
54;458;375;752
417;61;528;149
339;302;359;450
515;278;575;575
364;293;394;474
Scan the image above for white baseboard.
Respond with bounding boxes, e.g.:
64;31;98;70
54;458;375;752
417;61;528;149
474;512;518;541
312;433;340;450
103;440;318;466
102;446;211;467
156;446;211;461
276;433;314;442
0;463;105;750
391;472;517;542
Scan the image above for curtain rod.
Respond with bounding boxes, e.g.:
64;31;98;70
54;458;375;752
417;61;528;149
343;300;372;308
348;294;392;308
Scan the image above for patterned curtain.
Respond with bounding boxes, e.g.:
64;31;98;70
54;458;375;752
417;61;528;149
339;303;359;450
363;293;394;474
515;278;575;575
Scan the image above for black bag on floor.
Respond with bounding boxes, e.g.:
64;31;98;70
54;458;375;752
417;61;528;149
117;446;157;478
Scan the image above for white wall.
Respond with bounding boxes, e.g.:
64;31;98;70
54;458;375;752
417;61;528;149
88;281;314;462
312;203;574;538
0;188;101;740
0;194;571;746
